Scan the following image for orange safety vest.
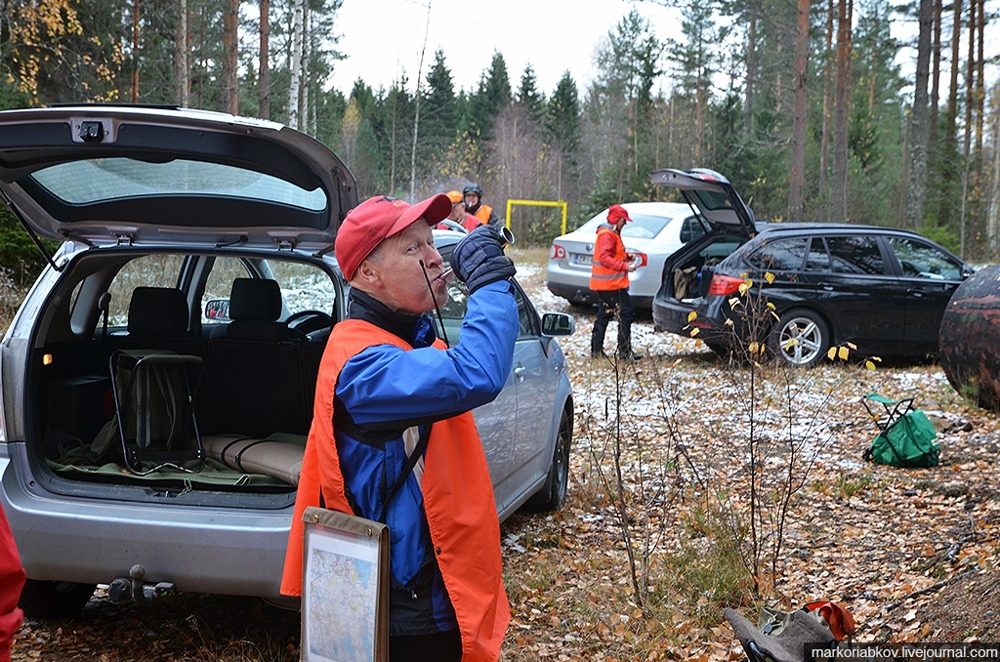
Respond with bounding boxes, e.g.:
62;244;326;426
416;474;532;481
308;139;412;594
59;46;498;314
461;213;485;231
472;203;495;225
589;226;630;291
281;319;509;662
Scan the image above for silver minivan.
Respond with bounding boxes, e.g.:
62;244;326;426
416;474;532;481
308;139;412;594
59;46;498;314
0;106;574;617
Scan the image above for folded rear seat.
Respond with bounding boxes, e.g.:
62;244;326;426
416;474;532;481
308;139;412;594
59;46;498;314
202;433;306;485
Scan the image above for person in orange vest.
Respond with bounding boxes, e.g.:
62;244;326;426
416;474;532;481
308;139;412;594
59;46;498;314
590;204;642;361
281;195;517;662
463;183;502;228
437;190;484;232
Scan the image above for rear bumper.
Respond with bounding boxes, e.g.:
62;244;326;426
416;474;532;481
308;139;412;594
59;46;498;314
652;297;729;343
1;451;293;599
546;279;596;305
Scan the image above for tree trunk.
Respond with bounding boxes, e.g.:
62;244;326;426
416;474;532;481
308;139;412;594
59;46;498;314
960;0;975;257
789;0;810;221
972;0;985;257
197;6;205;108
410;0;432;200
819;0;834;203
174;0;189;107
131;0;140;103
904;0;933;229
929;0;942;172
988;88;1000;256
830;0;852;223
259;0;270;119
937;0;963;229
695;65;703;161
221;0;239;114
743;11;756;140
302;3;311;133
288;0;304;129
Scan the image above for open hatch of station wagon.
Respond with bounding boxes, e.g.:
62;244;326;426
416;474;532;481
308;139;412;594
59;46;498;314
0;106;574;617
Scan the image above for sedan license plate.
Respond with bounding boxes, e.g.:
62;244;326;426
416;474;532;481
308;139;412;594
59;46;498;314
572;253;593;266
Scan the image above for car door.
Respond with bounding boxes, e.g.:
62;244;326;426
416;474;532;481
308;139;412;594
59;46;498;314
816;235;908;350
506;285;559;508
885;235;966;349
426;252;514;513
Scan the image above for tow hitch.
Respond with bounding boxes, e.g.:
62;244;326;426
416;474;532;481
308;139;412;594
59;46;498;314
107;565;176;604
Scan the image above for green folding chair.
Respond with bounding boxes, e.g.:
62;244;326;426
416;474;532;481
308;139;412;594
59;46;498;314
862;392;939;468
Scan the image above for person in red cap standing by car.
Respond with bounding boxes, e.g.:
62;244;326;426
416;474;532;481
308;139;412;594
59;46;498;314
590;204;641;361
281;194;518;662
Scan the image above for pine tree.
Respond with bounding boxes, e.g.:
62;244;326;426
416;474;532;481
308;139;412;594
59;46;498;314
469;51;512;142
421;50;458;161
518;64;546;125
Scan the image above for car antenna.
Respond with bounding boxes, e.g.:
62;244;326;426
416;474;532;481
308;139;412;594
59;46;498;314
419;260;451;347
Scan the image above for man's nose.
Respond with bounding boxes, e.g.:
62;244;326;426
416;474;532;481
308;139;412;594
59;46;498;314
424;247;443;266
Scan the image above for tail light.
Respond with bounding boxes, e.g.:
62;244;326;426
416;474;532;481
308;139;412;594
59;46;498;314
707;274;744;296
550;244;567;260
630;252;648;268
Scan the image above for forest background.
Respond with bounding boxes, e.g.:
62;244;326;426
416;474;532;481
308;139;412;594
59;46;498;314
2;0;1000;283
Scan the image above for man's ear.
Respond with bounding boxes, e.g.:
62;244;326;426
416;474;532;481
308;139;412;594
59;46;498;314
353;258;383;289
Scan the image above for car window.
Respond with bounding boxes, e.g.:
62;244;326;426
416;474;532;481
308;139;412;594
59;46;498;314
679;216;709;244
690;189;733;212
827;236;885;275
804;237;832;272
620;214;672;240
200;257;335;325
745;237;808;272
268;260;337;318
515;285;539;337
434;279;535;345
577;211;674;240
701;237;744;265
202;257;251;325
106;254;186;325
32;158;327;211
888;237;962;280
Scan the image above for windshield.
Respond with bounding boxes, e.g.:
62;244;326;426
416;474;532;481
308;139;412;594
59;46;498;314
31;157;327;211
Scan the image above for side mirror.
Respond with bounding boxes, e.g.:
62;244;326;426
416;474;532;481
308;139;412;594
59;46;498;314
205;299;231;322
541;312;575;337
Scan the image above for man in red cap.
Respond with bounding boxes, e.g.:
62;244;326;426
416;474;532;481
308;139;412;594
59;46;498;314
589;203;641;361
281;194;517;662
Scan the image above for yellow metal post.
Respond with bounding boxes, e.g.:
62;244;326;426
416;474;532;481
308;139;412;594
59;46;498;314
504;199;569;237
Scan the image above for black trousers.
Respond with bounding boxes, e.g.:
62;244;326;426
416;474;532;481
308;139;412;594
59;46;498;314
390;630;462;662
591;287;636;357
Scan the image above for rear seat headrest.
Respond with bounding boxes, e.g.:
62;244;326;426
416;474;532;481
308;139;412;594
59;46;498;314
127;287;189;338
229;278;282;322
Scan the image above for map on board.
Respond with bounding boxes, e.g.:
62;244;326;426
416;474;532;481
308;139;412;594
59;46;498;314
303;528;381;662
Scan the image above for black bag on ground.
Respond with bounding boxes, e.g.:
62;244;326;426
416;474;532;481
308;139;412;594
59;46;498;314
725;607;837;662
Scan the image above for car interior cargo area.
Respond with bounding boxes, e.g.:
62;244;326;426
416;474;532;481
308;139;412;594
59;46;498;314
669;236;745;303
31;250;335;495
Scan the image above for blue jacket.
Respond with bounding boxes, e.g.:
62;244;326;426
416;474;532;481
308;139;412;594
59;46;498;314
333;280;517;635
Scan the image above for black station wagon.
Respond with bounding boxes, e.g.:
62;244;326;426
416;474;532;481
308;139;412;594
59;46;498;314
650;171;973;367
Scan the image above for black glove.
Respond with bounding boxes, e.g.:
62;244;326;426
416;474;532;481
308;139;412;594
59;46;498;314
450;225;516;293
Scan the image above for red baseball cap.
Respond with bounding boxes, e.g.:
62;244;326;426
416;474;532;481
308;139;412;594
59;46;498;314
607;204;632;223
335;194;452;280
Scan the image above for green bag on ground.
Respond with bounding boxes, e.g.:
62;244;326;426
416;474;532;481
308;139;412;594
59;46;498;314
864;409;939;468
